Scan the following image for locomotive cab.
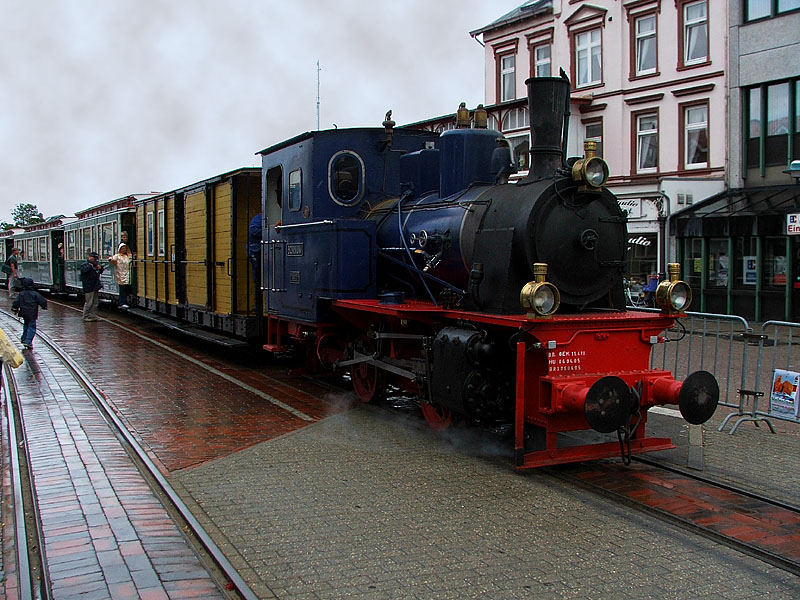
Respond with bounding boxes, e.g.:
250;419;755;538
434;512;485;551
256;128;439;325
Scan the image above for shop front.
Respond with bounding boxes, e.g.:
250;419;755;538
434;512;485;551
672;185;800;322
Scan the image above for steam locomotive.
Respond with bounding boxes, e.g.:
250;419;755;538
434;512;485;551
258;75;719;468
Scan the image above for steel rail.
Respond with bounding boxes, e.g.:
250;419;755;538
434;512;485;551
0;310;260;600
547;462;800;577
2;362;48;600
632;454;800;513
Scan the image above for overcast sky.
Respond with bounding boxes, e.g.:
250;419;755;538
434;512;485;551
0;0;523;223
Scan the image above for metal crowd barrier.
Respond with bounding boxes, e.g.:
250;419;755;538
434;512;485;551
640;310;800;434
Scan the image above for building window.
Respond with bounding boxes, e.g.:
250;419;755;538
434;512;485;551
501;107;529;132
634;14;657;76
677;193;694;205
746;78;799;170
507;134;530;171
707;238;729;288
575;28;602;87
500;54;516;101
745;0;800;21
682;1;708;66
763;237;787;288
584;120;603;158
533;44;551;78
683;103;709;168
635;113;659;173
502;108;530;170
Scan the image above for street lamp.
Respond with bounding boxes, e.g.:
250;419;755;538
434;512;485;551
784;160;800;184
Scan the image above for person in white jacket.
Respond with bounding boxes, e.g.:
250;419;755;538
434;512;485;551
108;243;133;309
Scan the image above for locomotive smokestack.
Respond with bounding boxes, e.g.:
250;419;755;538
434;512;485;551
526;74;571;179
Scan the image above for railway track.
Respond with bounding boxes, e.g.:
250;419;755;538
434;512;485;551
0;310;258;600
549;456;800;577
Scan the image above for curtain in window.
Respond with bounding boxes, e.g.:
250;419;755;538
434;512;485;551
636;16;656;73
685;106;708;165
684;2;707;63
637;116;658;170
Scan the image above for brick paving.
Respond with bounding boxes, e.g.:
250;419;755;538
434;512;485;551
0;311;227;599
15;297;349;474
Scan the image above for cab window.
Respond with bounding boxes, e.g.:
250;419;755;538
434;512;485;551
329;151;364;206
288;169;302;211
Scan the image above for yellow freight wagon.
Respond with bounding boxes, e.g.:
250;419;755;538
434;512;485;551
134;168;261;339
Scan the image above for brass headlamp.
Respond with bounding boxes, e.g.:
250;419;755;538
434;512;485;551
571;140;609;190
656;263;692;313
521;263;560;318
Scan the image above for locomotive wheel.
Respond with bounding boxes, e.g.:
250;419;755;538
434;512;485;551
316;333;346;371
420;402;452;431
350;336;385;404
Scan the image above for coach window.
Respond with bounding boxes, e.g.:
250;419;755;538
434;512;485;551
39;237;48;262
329;151;364;206
101;222;114;256
157;209;165;256
82;228;92;255
147;212;154;255
67;230;76;260
288;169;302;212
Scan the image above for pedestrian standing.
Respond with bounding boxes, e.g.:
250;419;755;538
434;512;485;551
108;243;132;309
5;247;21;299
80;251;104;321
11;278;47;350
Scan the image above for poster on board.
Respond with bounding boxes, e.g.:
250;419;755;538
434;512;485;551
743;256;757;285
770;369;800;418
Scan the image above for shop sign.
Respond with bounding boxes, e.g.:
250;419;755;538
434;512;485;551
743;256;757;285
787;213;800;235
627;236;652;247
770;369;800;418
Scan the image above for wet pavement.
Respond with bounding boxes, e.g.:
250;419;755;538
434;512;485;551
0;309;227;599
1;292;799;599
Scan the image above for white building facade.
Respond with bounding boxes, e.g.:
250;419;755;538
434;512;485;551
470;0;728;280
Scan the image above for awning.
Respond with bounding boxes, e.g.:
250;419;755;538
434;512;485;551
671;185;800;237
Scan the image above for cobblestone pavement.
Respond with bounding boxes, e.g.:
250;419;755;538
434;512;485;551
173;407;799;600
2;294;799;599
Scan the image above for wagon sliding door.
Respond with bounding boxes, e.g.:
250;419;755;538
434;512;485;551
212;181;233;315
184;187;209;311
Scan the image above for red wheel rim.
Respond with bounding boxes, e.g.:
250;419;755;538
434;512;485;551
352;361;380;403
421;403;452;431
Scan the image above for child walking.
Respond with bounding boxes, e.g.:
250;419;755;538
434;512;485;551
12;278;47;350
